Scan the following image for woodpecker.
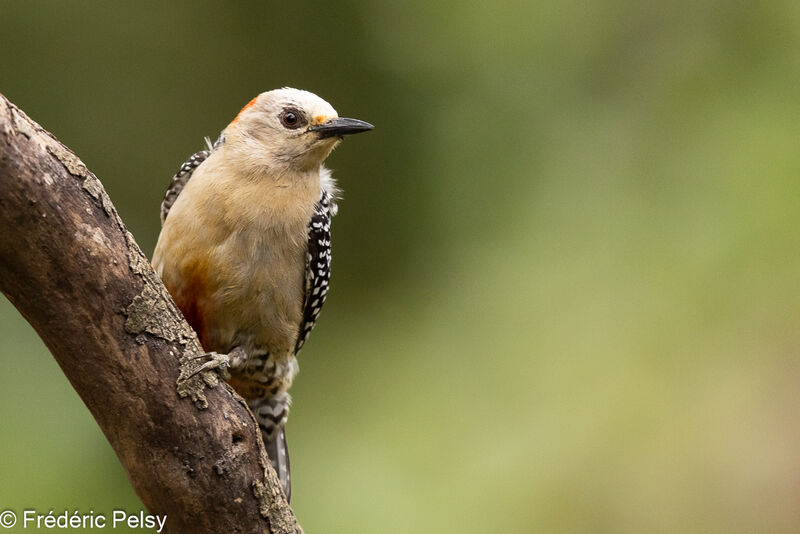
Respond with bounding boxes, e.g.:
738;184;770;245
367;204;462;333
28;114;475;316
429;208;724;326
152;88;373;501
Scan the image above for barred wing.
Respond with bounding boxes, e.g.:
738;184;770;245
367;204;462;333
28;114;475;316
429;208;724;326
295;190;334;353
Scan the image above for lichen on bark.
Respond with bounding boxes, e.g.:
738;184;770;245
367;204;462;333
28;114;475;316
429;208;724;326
123;264;221;408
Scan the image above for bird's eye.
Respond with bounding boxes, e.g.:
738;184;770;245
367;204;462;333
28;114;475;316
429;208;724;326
279;109;306;129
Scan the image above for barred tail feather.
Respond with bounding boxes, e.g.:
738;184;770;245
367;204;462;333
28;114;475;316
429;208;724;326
264;428;291;502
250;394;292;502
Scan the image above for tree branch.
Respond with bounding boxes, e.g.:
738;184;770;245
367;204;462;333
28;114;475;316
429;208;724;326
0;93;301;533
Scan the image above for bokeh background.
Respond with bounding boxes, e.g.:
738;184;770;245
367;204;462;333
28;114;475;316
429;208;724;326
2;1;800;532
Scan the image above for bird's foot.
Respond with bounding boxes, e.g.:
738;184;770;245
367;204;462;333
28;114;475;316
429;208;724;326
180;351;231;382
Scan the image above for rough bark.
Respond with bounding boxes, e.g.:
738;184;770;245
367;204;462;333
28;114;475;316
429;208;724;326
0;93;301;534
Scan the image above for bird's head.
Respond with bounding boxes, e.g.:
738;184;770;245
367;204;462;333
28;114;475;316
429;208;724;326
226;88;373;173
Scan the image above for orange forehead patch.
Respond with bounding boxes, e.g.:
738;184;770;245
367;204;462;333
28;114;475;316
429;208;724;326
312;115;327;125
232;96;258;124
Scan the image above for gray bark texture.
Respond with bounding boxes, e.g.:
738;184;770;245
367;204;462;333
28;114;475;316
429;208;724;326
0;93;302;534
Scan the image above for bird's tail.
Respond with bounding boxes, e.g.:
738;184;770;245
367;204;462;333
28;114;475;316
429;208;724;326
249;394;292;502
264;428;291;502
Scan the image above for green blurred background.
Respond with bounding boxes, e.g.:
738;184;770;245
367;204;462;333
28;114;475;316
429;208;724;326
2;1;800;532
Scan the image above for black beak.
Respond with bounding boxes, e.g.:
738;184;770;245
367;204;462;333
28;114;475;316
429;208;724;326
310;117;374;138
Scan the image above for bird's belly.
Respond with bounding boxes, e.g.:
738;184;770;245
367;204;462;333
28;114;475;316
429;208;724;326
160;213;301;347
195;235;305;398
203;234;306;356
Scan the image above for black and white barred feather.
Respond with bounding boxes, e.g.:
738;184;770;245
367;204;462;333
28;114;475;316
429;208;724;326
295;189;334;353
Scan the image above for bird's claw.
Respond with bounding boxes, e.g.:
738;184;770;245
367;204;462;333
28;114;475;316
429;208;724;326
181;351;231;382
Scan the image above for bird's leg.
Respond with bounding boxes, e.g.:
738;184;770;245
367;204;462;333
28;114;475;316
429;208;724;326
179;346;247;381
